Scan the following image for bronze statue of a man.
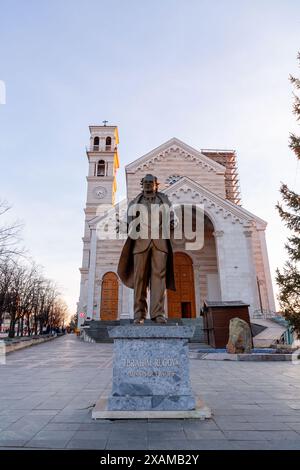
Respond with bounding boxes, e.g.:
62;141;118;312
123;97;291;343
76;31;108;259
117;174;176;324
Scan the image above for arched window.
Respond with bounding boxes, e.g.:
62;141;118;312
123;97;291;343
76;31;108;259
97;160;106;176
93;136;99;151
105;136;112;150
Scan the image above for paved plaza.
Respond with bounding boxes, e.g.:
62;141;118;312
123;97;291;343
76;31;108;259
0;335;300;450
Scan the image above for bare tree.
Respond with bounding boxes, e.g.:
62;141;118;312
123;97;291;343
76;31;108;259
0;200;24;262
0;260;69;338
0;259;15;327
0;200;69;338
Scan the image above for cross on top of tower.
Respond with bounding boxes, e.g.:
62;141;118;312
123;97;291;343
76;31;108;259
102;120;108;126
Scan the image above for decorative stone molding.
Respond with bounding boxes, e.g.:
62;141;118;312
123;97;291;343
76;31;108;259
136;146;219;174
165;175;182;186
168;185;248;226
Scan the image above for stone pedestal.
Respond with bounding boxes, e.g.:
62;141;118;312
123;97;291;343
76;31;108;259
92;325;211;419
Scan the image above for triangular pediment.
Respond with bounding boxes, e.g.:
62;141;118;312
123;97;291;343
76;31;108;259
163;176;267;228
125;137;225;174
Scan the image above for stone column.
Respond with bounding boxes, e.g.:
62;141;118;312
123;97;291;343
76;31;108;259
213;230;226;298
193;262;201;316
258;228;276;313
243;228;260;315
119;284;133;320
95;278;102;320
87;228;97;319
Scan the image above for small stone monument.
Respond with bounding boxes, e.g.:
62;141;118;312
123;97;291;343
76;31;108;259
92;324;211;419
226;317;252;354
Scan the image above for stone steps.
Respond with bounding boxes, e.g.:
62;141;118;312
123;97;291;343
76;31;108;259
181;318;207;343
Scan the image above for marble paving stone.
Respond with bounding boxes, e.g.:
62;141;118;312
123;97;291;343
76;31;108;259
108;421;148;431
148;421;185;431
50;411;91;423
8;415;52;428
0;440;28;447
147;430;186;441
214;421;256;431
72;430;111;440
106;439;148;450
223;430;300;441
183;429;226;440
147;440;192;450
251;422;297;431
245;414;300;423
264;441;300;450
0;430;38;441
184;439;235;450
110;429;147;439
0;417;26;430
25;439;70;449
29;430;77;441
66;439;107;449
183;420;220;431
232;441;279;450
78;422;114;431
213;415;249;424
43;422;81;431
26;410;59;416
287;423;300;432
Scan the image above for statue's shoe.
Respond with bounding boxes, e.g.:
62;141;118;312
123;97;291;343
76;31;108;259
154;316;167;324
133;318;145;324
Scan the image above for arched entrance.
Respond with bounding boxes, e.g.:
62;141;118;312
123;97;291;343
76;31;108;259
167;252;196;318
100;272;119;321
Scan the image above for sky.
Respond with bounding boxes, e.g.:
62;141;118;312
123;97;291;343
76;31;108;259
0;0;299;314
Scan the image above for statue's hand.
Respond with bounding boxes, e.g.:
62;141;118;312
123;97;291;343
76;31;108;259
170;212;179;230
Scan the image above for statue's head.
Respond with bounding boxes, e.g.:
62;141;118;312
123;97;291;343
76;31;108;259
141;174;159;195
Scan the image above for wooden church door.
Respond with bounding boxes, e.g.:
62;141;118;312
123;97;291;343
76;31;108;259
100;272;119;321
167;252;196;319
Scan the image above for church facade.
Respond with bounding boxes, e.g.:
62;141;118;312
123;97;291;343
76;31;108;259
77;124;275;325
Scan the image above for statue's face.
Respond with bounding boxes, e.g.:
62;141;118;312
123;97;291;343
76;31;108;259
143;180;156;194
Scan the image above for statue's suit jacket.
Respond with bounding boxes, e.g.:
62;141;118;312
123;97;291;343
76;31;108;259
117;191;176;291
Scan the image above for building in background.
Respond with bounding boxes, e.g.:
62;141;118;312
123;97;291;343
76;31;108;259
77;124;275;325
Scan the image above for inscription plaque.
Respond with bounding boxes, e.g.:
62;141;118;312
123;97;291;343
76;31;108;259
107;325;196;411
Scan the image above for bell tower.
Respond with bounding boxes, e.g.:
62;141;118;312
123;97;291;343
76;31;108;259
86;123;119;215
77;123;119;324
